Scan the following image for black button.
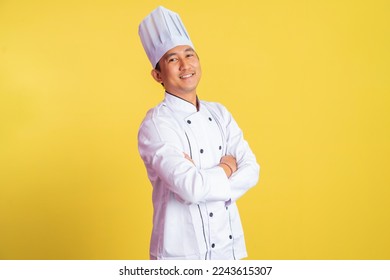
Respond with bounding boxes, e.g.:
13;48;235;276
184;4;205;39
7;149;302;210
229;235;233;239
211;243;215;248
209;117;212;121
209;212;213;217
187;120;191;124
219;146;222;150
200;149;204;153
226;207;228;210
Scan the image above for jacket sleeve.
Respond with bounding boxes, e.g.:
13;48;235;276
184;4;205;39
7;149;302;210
217;104;260;203
138;113;232;205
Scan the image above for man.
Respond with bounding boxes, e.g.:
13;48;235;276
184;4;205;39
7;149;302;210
137;6;260;260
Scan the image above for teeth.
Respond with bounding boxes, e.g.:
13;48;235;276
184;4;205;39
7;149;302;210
180;73;194;79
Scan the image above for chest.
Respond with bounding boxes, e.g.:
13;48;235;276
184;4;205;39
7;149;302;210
181;110;225;169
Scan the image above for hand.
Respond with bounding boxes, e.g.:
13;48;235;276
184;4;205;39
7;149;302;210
220;155;237;172
219;155;237;178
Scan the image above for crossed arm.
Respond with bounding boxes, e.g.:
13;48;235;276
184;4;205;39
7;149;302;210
138;108;259;205
184;153;237;178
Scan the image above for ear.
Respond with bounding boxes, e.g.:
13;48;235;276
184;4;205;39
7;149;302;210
151;69;163;83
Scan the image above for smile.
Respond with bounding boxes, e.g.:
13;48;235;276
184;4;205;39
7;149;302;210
180;73;195;79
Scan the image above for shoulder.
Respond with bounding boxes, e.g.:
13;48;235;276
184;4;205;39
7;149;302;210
138;102;181;138
140;101;174;126
200;100;232;120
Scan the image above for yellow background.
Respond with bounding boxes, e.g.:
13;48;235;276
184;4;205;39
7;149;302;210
1;0;389;259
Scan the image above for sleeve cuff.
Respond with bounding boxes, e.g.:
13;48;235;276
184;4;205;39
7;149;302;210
199;166;232;202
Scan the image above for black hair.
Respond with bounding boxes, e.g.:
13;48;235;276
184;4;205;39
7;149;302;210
155;62;161;72
154;62;164;87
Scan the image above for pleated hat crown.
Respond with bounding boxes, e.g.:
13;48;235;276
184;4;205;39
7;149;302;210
138;6;194;68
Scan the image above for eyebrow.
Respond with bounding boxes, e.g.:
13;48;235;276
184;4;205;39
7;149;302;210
165;47;195;59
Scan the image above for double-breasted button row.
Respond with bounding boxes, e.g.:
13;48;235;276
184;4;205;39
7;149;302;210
185;118;222;152
198;147;222;153
186;116;213;124
210;235;233;250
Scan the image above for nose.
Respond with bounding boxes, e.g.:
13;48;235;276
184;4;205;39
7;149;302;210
179;58;189;71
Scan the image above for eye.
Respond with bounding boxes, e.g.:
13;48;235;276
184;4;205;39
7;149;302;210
168;57;178;63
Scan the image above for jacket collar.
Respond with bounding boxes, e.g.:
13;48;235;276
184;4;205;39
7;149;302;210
164;91;199;114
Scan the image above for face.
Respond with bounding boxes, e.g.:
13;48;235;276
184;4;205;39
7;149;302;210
152;45;201;98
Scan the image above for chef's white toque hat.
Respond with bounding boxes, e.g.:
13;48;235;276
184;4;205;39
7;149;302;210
138;6;194;68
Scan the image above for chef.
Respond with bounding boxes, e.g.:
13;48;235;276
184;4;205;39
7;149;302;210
137;6;260;260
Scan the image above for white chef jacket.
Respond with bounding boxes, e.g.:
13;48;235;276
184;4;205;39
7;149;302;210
138;92;260;260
